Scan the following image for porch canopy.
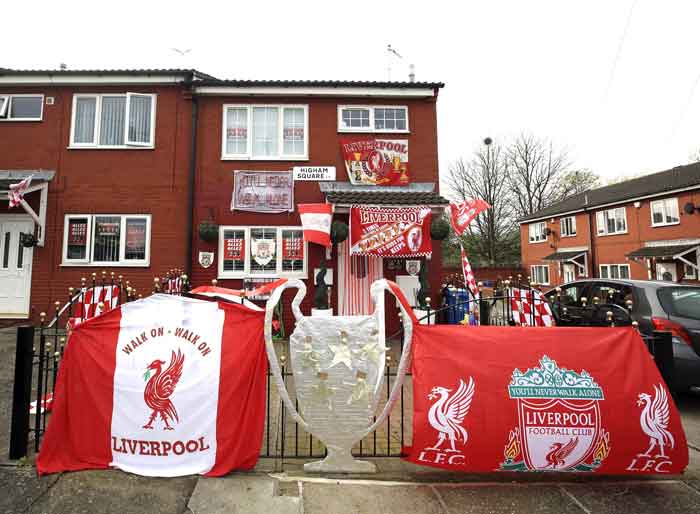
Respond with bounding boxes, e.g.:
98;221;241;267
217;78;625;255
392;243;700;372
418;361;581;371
626;244;698;259
1;170;54;246
543;249;588;273
321;181;449;211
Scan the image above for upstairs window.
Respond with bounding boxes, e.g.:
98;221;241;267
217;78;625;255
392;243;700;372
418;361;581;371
560;216;576;237
70;93;156;148
650;198;679;227
596;207;627;235
222;105;308;160
0;94;44;121
62;214;150;266
528;221;547;243
338;105;409;133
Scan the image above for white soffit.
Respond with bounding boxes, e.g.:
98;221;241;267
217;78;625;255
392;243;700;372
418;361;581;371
194;86;436;97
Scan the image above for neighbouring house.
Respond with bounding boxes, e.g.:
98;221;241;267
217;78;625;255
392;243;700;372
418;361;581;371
0;69;446;331
519;163;700;287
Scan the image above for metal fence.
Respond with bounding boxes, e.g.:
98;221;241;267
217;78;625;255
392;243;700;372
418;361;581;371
8;279;675;461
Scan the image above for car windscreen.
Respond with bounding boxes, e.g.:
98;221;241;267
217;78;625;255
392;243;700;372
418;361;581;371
657;287;700;321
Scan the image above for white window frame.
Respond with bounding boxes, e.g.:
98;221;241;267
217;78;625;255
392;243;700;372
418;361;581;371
650;198;680;227
599;264;631;279
596;207;627;236
530;265;550;285
337;105;409;133
0;94;44;121
69;93;156;149
560;216;577;237
61;214;151;266
529;221;547;243
218;226;308;279
221;104;309;160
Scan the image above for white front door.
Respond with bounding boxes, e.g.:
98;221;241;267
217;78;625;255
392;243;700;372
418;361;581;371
656;262;677;282
0;216;34;318
563;263;576;283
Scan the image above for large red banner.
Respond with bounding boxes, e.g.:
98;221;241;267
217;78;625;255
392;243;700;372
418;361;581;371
350;206;432;257
404;325;688;475
340;138;409;186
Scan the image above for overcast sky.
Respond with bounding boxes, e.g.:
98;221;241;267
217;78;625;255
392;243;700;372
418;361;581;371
4;1;700;187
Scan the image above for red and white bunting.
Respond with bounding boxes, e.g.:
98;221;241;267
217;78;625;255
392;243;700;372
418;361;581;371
72;285;120;321
298;203;333;247
8;175;32;208
448;199;490;237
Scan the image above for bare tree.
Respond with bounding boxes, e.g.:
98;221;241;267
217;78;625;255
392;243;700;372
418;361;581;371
446;141;517;266
506;133;575;218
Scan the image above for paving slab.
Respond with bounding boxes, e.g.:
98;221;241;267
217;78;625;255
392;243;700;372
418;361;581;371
678;393;700;450
188;474;301;514
0;467;59;514
302;483;443;514
27;469;197;514
562;481;700;514
436;484;586;514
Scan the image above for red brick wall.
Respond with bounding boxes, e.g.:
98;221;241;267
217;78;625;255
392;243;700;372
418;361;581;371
189;95;442;333
520;190;700;286
0;85;194;320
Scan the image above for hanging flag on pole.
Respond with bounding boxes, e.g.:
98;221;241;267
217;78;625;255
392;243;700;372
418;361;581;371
448;198;490;237
8;175;33;208
460;248;479;298
298;203;333;247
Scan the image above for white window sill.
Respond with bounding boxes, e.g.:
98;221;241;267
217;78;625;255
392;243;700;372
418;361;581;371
337;128;410;134
217;273;307;280
596;231;628;237
0;118;43;122
561;234;577;238
221;155;309;161
61;261;150;267
67;145;154;150
0;312;29;319
529;239;547;244
651;222;681;228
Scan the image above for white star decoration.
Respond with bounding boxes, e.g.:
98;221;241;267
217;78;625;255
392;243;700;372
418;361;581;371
328;341;353;369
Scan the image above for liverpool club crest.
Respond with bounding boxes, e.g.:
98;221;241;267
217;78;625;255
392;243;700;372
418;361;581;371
499;356;610;472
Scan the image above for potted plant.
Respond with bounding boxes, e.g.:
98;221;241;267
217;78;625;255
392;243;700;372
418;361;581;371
198;220;218;242
311;260;333;317
430;217;450;240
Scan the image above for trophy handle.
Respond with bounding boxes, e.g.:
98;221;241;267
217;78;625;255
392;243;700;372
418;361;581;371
264;278;310;431
361;279;417;438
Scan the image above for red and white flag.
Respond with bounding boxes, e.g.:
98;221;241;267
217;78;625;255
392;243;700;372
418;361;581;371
510;287;555;327
37;295;268;476
72;285;120;321
460;248;479;297
448;199;490;237
298;203;333;247
30;393;54;415
8;175;32;208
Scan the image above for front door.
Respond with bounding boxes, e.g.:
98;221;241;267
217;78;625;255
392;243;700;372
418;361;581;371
656;261;677;282
563;263;576;283
0;216;34;318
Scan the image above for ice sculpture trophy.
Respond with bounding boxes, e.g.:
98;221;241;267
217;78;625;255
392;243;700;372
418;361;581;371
264;279;414;473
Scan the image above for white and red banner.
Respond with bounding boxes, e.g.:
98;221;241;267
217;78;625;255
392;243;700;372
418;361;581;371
511;288;554;327
231;170;294;213
404;325;687;474
298;203;332;247
341;138;409;186
448;199;490;237
8;175;32;208
37;295;268;476
460;248;478;297
349;205;432;257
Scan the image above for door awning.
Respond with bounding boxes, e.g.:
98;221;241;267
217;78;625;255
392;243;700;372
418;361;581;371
1;170;55;247
626;244;698;258
543;250;587;261
320;182;448;212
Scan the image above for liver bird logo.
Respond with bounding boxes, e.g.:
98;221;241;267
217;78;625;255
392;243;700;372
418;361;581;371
142;349;185;430
545;436;579;469
637;383;675;458
426;378;475;452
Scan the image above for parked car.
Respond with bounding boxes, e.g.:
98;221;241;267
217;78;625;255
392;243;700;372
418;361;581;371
544;279;700;393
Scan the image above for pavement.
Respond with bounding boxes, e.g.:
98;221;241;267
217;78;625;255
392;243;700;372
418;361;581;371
2;327;700;514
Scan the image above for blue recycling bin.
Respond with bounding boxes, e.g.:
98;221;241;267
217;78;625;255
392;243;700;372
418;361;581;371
443;287;469;324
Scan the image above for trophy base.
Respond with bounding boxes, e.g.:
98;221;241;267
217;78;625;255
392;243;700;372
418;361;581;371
304;449;376;473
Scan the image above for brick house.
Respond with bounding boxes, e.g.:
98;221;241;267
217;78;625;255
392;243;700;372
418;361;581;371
1;69;446;329
519;163;700;287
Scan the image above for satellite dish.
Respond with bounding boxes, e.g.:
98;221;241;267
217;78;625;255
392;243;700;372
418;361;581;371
683;202;697;215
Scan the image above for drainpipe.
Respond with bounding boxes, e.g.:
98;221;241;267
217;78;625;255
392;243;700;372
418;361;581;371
185;82;198;278
584;194;595;278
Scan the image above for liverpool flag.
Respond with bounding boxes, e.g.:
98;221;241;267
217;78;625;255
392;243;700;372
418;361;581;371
37;294;268;477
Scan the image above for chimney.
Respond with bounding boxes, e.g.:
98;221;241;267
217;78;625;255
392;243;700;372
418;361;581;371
409;64;415;83
59;63;67;71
